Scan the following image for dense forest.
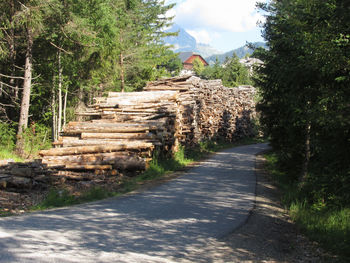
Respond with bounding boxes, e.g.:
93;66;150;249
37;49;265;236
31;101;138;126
257;0;349;215
0;0;180;156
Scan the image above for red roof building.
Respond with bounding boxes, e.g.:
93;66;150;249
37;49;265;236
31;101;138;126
178;52;209;70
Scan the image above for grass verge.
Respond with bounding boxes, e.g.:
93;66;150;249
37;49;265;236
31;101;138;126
31;137;265;211
264;152;350;261
0;149;24;162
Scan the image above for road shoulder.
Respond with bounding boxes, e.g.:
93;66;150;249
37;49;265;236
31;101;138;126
220;154;335;262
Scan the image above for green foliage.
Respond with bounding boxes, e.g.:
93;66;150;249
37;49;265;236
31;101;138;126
163;53;183;76
22;123;51;157
0;122;16;150
251;47;267;61
193;58;205;76
33;187;114;210
0;122;24;161
0;0;176;141
200;55;252;87
257;0;350;206
222;54;252;87
290;205;350;260
139;145;192;181
36;189;77;209
265;152;350;261
0;121;51;160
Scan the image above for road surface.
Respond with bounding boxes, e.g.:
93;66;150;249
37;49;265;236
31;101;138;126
0;143;268;263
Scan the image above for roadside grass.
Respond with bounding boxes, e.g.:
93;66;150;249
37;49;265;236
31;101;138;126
264;152;350;261
32;187;116;210
31;137;266;211
0;149;24;162
0;211;14;217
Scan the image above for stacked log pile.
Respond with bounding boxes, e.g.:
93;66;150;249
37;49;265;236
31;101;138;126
145;76;256;146
37;76;256;177
39;91;178;174
0;161;57;189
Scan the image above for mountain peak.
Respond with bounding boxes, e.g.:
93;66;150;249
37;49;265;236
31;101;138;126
206;42;267;64
164;24;221;58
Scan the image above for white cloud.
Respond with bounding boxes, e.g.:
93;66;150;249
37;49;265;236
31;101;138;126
174;0;262;32
186;29;212;44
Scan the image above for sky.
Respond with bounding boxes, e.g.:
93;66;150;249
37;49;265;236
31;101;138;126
164;0;266;53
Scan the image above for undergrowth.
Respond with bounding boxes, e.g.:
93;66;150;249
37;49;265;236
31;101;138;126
0;122;51;160
264;152;350;261
32;187;118;210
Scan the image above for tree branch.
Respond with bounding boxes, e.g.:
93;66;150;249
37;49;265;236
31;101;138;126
60;26;97;48
0;80;18;90
0;73;25;80
0;102;15;108
50;42;73;55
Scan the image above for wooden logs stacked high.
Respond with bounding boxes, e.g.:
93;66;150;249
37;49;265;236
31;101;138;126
39;76;256;177
39;91;179;174
0;160;57;189
145;76;257;146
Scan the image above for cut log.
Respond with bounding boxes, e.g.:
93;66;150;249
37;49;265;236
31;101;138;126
63;123;159;134
81;132;155;140
64;164;112;170
39;142;154;156
44;154;147;171
54;139;158;147
42;151;128;163
143;86;189;91
107;90;178;99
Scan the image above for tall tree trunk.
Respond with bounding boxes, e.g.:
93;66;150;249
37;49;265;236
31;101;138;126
63;85;68;129
58;50;63;134
120;52;125;92
76;86;85;122
15;26;33;156
300;120;311;186
9;0;18;100
51;73;57;142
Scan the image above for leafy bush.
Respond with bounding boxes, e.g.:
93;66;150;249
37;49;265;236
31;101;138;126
22;123;51;157
0;122;16;150
265;152;350;260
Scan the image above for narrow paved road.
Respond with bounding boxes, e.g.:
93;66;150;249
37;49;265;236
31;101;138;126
0;143;268;263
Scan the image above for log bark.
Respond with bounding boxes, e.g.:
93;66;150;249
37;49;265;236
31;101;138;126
107;91;177;98
42;151;128;163
64;164;112;170
54;139;156;147
44;156;146;171
63;122;161;134
39;142;154;156
81;132;155;140
102;91;178;106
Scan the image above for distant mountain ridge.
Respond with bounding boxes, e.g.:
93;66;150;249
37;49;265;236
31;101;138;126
164;24;267;64
206;42;267;64
164;24;197;52
164;24;222;58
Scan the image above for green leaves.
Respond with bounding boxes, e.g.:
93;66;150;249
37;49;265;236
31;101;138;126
200;54;252;87
257;0;350;206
